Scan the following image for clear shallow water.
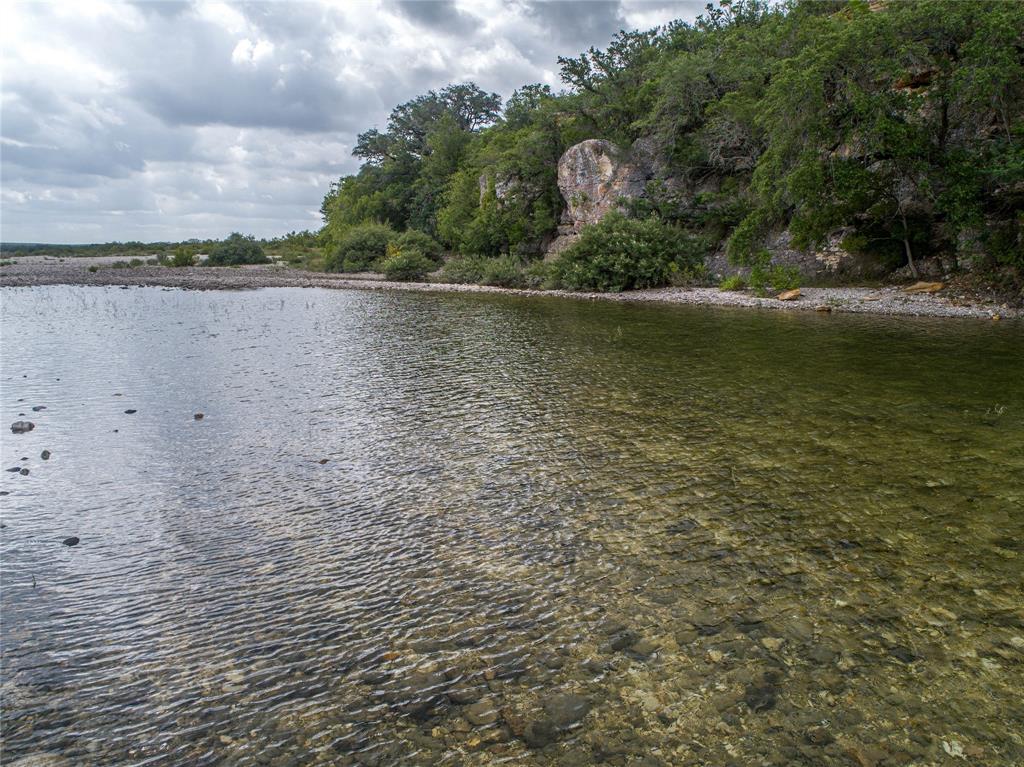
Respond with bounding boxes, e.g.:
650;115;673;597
1;285;1022;767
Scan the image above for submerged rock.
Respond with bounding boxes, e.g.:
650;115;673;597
62;537;80;547
447;683;484;704
744;679;779;712
41;450;51;460
10;421;35;434
887;645;917;664
193;413;204;420
124;409;137;415
31;406;47;412
544;693;591;728
522;717;558;748
627;638;660;660
385;670;449;718
464;699;500;726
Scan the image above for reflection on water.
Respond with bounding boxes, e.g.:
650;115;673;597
1;285;1022;766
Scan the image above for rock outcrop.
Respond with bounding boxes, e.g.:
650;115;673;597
546;138;659;256
547;137;889;279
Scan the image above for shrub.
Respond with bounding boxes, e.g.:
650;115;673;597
128;258;144;267
719;274;747;291
170;247;196;268
750;263;800;296
440;255;490;284
325;222;395;272
110;260;130;269
550;212;704;292
393;230;444;263
88;265;99;273
378;245;434;281
521;260;552;289
207;233;267;266
480;256;526;288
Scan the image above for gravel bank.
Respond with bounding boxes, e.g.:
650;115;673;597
1;256;1016;319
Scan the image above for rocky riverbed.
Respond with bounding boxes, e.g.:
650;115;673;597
1;256;1017;319
2;285;1022;766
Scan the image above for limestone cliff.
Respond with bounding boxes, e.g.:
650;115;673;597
546;138;658;257
546;137;880;279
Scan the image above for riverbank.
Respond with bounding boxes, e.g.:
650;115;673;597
1;255;1017;319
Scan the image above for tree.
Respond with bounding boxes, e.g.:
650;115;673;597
206;233;267;266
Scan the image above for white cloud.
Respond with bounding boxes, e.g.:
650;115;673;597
231;38;276;67
1;0;701;243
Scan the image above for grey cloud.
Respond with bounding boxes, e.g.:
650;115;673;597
1;0;701;243
391;0;481;35
524;1;625;48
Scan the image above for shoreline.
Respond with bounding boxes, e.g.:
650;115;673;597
1;256;1017;319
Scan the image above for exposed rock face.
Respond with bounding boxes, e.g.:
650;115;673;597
478;173;516;203
706;229;888;281
546;137;887;278
558;140;647;226
547;138;659;257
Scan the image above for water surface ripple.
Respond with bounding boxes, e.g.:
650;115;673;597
1;286;1022;766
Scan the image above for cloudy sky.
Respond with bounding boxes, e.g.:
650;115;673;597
2;1;703;244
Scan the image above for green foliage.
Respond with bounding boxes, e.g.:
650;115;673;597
170;246;197;268
719;274;747;291
378;245;435;282
551;212;705;292
318;1;1023;287
521;260;553;289
393;230;444;263
749;262;800;296
325;222;396;272
440;254;544;289
440;255;489;284
206;233;268;266
479;256;527;288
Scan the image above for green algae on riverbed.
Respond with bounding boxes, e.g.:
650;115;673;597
1;285;1022;766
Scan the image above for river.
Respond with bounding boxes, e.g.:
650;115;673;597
1;285;1022;766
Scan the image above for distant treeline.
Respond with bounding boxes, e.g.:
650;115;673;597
1;231;322;265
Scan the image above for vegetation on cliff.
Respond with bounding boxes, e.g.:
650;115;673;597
320;0;1023;290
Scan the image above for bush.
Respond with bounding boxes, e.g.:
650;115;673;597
480;255;526;288
170;247;196;268
207;233;267;266
719;274;747;291
440;255;490;284
550;213;704;292
378;245;434;281
749;262;800;296
326;222;395;272
393;230;444;263
521;260;553;289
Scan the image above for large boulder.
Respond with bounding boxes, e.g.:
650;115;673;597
557;139;648;227
547;138;659;256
